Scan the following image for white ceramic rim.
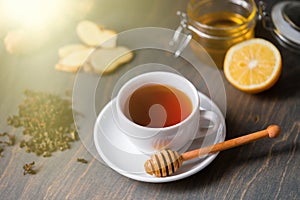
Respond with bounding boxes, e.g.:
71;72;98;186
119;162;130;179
116;71;199;138
94;91;226;183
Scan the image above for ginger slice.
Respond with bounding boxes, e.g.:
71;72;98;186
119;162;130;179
56;48;94;72
76;20;117;47
58;44;88;58
97;29;117;48
55;64;80;73
90;46;133;74
4;29;40;54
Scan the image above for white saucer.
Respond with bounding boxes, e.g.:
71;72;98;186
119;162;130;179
94;92;226;183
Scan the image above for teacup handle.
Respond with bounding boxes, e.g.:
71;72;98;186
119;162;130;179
197;109;221;138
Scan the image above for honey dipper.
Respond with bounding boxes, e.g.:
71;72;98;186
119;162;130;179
144;125;281;177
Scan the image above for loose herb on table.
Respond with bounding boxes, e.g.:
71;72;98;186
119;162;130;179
0;147;3;157
77;158;88;164
23;161;36;175
0;132;15;157
7;90;79;157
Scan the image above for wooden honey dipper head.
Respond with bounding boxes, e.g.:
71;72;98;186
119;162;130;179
144;149;183;177
144;125;281;177
266;124;281;138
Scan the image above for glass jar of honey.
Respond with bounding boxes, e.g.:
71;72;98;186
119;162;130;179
175;0;257;68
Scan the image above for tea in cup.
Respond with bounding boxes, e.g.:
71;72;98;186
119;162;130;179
114;71;220;154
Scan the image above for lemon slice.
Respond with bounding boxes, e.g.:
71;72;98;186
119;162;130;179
224;38;282;93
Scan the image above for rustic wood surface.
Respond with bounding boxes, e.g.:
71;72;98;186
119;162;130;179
0;0;299;199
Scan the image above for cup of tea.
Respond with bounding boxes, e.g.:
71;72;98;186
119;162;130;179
113;71;221;154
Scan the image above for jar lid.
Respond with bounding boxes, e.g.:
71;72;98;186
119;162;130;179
271;1;300;51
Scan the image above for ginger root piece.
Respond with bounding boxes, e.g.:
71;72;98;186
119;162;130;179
90;46;134;74
58;44;88;58
56;48;94;73
76;20;117;47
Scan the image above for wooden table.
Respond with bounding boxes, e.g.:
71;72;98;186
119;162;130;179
0;0;299;199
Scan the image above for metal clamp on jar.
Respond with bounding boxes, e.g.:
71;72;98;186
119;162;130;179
259;1;300;53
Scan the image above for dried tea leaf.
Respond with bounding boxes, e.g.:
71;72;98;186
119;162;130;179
90;46;134;74
23;161;36;175
0;132;15;157
77;158;88;164
0;147;4;157
0;132;8;137
6;134;15;146
10;90;77;157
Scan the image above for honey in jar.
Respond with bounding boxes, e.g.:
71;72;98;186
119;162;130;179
187;0;257;68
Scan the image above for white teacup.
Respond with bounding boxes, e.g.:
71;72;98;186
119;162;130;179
113;72;220;154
